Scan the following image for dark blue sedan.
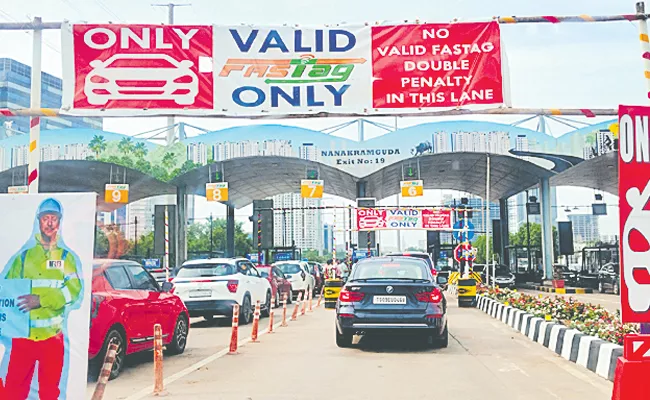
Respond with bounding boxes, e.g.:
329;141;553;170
335;256;448;348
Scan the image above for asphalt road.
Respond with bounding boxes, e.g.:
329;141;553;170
93;295;613;400
519;289;621;315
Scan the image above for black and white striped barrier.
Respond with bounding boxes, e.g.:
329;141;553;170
476;296;622;382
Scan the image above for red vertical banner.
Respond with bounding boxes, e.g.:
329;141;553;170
371;22;503;109
619;105;650;323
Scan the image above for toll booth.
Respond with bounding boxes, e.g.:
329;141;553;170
576;244;619;289
506;245;543;284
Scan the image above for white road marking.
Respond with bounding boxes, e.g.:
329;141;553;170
123;318;289;400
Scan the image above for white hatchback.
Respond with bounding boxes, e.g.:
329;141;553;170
172;258;272;324
274;261;315;300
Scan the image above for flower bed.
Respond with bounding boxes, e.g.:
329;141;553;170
479;286;638;345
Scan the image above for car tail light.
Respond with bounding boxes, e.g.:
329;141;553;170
339;289;365;302
425;313;443;319
339;313;355;319
227;280;239;293
90;76;109;83
431;269;438;277
174;75;193;83
416;288;443;303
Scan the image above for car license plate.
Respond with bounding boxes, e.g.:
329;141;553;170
373;295;406;305
189;290;211;298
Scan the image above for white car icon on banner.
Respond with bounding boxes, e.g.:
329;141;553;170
623;180;650;313
84;54;199;106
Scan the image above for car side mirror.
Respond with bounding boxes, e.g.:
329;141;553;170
161;281;173;292
437;276;448;285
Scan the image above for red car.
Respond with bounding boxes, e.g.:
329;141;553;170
257;265;292;308
89;259;189;380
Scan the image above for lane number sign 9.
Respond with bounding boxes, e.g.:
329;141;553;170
105;184;129;203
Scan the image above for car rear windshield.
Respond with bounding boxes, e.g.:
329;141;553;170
390;253;434;269
176;263;236;278
352;259;429;280
278;264;301;274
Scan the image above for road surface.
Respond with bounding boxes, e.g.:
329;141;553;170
92;295;613;400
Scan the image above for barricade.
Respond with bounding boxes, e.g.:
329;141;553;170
229;304;240;354
251;300;261;342
153;324;164;394
282;293;289;327
612;334;650;399
291;292;303;321
90;341;119;400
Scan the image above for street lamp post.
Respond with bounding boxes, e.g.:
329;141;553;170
525;190;532;273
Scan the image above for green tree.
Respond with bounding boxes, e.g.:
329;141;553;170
88;135;107;158
509;223;559;259
185;219;253;257
133;142;148;159
118;137;134;154
405;246;425;252
162;152;177;171
472;235;494;264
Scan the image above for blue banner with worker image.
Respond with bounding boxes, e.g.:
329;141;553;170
0;280;31;339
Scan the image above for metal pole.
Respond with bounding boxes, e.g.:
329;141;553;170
397;194;402;251
164;206;170;281
28;17;42;194
257;213;262;266
526;190;532;273
209;213;213;258
134;216;138;255
348;205;353;262
486;155;491;285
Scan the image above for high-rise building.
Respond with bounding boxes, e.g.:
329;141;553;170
568;214;601;245
323;224;334;253
433;130;510;155
64;143;91;160
441;194;500;243
510;188;558;234
40;144;61;162
299;143;319;161
11;145;28;167
0;58;103;133
187;142;209;165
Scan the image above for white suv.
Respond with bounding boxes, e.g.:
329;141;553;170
172;258;272;324
275;261;315;300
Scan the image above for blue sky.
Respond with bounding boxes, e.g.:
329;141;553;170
0;0;637;244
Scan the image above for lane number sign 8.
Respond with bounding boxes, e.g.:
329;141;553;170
206;182;229;202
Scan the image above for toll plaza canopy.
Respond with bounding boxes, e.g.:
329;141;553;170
0;119;619;206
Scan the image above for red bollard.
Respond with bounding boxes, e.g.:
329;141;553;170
251;300;261;342
308;288;313;312
229;304;240;354
301;290;307;315
317;285;324;307
612;334;650;399
153;324;164;394
291;292;302;321
91;341;119;400
281;293;288;327
268;295;275;333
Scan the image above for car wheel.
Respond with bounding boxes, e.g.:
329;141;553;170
598;281;605;293
240;295;252;325
286;290;292;305
261;291;271;318
614;282;620;296
166;314;188;355
433;324;449;349
335;327;353;348
274;292;280;308
102;328;126;381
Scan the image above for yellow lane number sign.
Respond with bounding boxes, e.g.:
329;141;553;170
206;182;229;202
8;186;28;194
105;184;129;203
400;180;423;197
301;180;324;198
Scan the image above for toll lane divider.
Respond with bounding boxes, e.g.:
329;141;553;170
518;284;594;294
476;295;621;382
124;292;325;400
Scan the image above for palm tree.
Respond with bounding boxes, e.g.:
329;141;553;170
118;137;134;154
161;152;177;170
133;142;148;159
88;135;107;158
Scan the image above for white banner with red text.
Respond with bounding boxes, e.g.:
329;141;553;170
60;22;508;116
356;207;452;231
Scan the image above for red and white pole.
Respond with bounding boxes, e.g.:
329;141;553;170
229;304;239;354
268;295;275;333
28;17;42;194
153;324;164;394
90;342;119;400
301;291;307;315
291;292;302;321
308;287;313;312
281;293;288;327
251;300;261;342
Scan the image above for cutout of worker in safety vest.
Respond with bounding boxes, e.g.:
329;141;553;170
0;198;83;400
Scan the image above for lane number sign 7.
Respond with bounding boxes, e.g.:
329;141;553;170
301;180;324;199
